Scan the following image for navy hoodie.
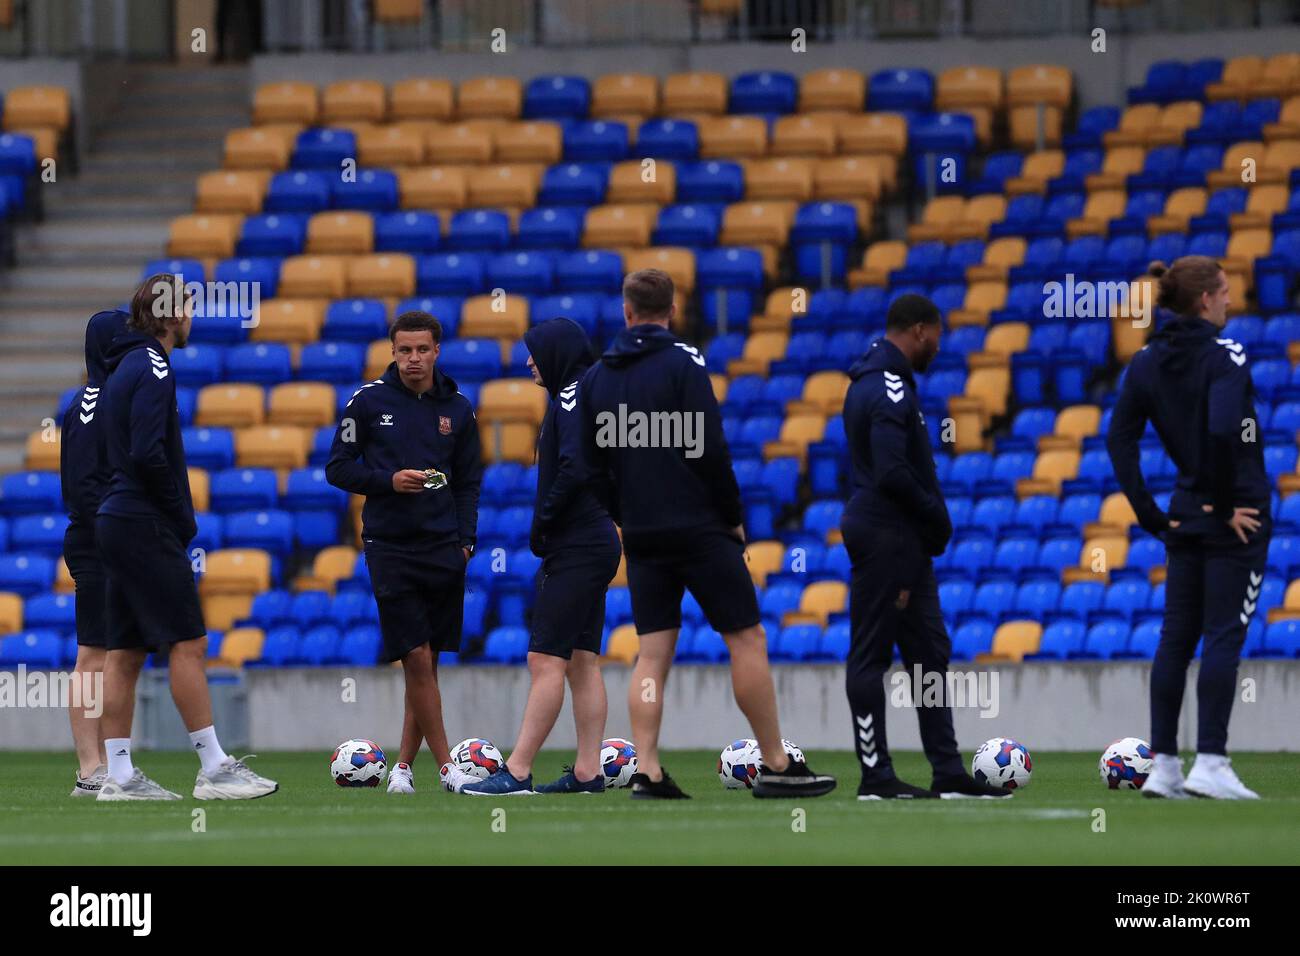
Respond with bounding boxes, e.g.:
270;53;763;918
325;363;482;553
1106;310;1270;536
842;337;952;555
580;323;742;544
96;330;197;544
522;318;614;557
61;310;128;528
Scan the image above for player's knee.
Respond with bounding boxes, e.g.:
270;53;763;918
722;623;766;652
566;649;598;676
172;634;206;660
527;650;566;677
74;646;106;673
402;643;433;675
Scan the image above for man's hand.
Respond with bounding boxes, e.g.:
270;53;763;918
895;590;910;611
1203;503;1261;544
392;469;427;493
462;547;472;563
730;524;746;545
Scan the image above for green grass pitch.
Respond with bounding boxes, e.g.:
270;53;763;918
3;751;1295;864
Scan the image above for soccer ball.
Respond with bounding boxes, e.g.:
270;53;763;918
450;737;504;780
330;738;388;788
600;737;638;789
1100;737;1154;790
971;737;1033;790
717;738;805;789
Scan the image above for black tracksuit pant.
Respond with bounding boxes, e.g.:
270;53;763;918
841;515;965;785
1152;518;1270;756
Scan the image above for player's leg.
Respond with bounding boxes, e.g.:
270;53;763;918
507;652;567;780
1184;524;1269;799
101;647;148;781
566;649;607;783
721;622;785;770
69;645;106;790
627;627;677;782
1145;537;1203;798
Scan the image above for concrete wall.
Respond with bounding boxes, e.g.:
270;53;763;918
3;661;1296;753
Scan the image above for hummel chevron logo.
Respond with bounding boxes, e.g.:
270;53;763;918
856;714;878;766
147;349;169;379
1250;571;1263;586
1217;338;1247;366
673;342;706;366
559;381;578;412
883;371;905;404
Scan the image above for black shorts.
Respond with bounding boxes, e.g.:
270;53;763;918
366;544;466;663
96;514;205;652
531;527;621;659
625;527;761;635
64;522;108;648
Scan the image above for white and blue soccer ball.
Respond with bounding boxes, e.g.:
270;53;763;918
450;737;505;781
330;738;388;788
718;738;805;789
971;737;1033;790
1100;737;1154;790
600;737;638;789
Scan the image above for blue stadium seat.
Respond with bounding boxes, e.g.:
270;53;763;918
488;250;555;295
0;553;55;597
224;342;292;385
554;249;624;293
730;71;797;114
0;629;63;668
225;510;294;557
323;298;388;342
292;128;355;169
416;253;486;296
516;206;584;249
237;213;307;256
563;120;629;161
266;170;331;211
9;513;67;553
951;619;994;660
676;160;744;204
524;75;591;120
374;210;440;253
539;162;609;205
866;68;933;113
0;471;62;515
637;119;699;160
483;625;530;663
331;168;398;211
1081;621;1130;659
211;468;278;512
447;209;511;251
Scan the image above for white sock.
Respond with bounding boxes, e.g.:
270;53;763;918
1154;753;1182;776
105;737;134;785
189;725;229;774
1194;752;1225;770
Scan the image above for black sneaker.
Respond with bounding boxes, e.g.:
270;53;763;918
857;777;938;800
752;759;837;798
629;770;691;800
931;773;1014;799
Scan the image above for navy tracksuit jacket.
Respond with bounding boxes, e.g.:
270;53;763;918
96;331;197;544
1106;311;1271;755
325;364;482;554
61;310;128;531
522;317;616;557
579;323;743;548
839;337;962;784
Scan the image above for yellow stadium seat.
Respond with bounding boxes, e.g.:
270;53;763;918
322;80;386;124
25;429;59;470
983;322;1030;358
1008;63;1071;111
836;112;907;157
1231;184;1289;230
967;236;1026;282
813;156;882;204
791;581;847;627
584;203;657;248
195;170;267;214
200;551;272;596
223;126;294;170
235;425;308;469
478;378;549;426
1016;448;1079;497
251;299;325;344
296;544;359;593
1102;105;1161;148
1085;147;1147;190
1005;149;1064;194
10;126;59;164
457;76;522;120
1257;140;1300;185
721;201;794;247
277;255;348;299
949;280;1006;327
196;384;265;428
799;68;865;113
607;158;676;204
744;157;813;201
55;558;73;594
1206;56;1264;101
771;114;837;157
467;164;539;208
1065;535;1128;584
184;467;209;514
949;194;1006;241
494;121;562;164
623;247;695;294
461;295;528;339
398;166;466;209
1095;491;1138;535
848;239;907;288
2;85;71;131
1052;404;1101;447
727;331;788;377
698;115;767;159
0;593;23;633
358;124;424;166
605;623;639;663
957;364;1010;420
212;627;265;668
795;370;849;417
593;74;659;117
1207;141;1263;189
1255;52;1300;99
307;211;373;254
479;420;537;464
347;253;415;298
268;383;335;427
1222;229;1270;291
168;214;239;258
1149;187;1207;235
365;340;394;380
253;82;318;125
763;413;825;462
1147;101;1203;146
662;72;727;115
744;540;784;588
427;122;494;164
937;65;1004;113
907;195;966;243
390;78;454;121
1263;95;1300;141
710;373;728;405
203;594;253;633
1067;189;1127;238
982;621;1042;663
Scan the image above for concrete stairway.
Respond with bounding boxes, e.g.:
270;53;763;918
0;63;249;471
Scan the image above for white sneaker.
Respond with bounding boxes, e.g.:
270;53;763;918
387;762;415;794
1184;754;1259;800
194;756;278;800
71;765;107;798
1141;754;1189;799
440;762;479;794
97;768;182;801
